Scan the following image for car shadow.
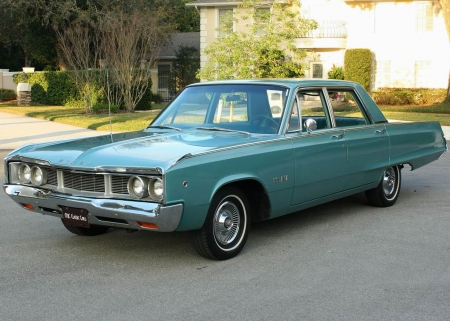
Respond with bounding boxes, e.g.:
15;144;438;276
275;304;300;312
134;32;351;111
56;193;371;263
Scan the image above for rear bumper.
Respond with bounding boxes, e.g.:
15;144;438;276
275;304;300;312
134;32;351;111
3;184;183;232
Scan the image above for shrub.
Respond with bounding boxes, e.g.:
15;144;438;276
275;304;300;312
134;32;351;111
151;93;163;104
344;49;372;91
371;88;446;105
327;65;344;80
0;88;16;100
135;87;153;111
91;103;119;113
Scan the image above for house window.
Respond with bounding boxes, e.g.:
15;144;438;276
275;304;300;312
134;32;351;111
416;3;433;32
373;61;391;90
255;7;270;36
218;9;233;37
415;61;432;88
311;63;324;79
158;65;171;101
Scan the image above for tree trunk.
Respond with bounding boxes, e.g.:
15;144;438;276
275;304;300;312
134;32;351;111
440;1;450;100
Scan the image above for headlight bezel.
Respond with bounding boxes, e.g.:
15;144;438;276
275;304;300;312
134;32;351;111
30;166;48;186
18;164;32;184
127;176;149;199
148;177;164;201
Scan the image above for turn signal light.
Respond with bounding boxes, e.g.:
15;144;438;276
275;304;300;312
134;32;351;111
138;222;158;229
20;203;35;210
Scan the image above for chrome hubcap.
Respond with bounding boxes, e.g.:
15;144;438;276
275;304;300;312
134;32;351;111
213;201;240;246
382;167;396;196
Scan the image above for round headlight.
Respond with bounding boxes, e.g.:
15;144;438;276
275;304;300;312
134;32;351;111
18;164;31;184
30;166;47;186
149;178;164;201
127;176;148;199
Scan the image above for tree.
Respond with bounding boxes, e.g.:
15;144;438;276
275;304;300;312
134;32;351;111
169;45;200;96
197;0;317;80
0;0;58;69
52;2;103;112
173;0;200;32
99;1;172;112
49;0;173;112
440;0;450;100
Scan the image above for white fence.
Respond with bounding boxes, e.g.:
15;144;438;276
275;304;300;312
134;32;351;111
0;70;21;91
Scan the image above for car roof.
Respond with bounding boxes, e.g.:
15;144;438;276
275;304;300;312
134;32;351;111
187;79;360;90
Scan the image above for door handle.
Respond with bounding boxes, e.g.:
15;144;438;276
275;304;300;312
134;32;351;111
331;134;344;139
375;129;386;134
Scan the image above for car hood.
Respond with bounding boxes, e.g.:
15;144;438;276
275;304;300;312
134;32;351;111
8;129;272;171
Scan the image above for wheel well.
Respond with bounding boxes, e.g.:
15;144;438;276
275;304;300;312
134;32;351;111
219;180;270;222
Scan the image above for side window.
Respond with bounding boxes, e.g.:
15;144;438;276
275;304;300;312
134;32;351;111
327;89;369;127
297;90;331;132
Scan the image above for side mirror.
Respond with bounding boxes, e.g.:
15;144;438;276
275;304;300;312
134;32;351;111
304;118;317;133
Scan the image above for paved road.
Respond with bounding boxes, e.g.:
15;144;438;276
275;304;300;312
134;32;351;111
1;149;449;321
0;112;108;150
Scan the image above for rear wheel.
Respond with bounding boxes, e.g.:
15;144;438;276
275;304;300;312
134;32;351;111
61;219;110;236
192;187;250;260
366;165;402;207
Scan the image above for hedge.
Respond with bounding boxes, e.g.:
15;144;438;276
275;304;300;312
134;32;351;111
371;88;446;105
13;71;78;105
0;88;16;100
344;49;372;92
13;70;156;110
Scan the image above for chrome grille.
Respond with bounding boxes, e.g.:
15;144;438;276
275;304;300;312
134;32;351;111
111;175;129;195
47;168;58;186
62;171;105;192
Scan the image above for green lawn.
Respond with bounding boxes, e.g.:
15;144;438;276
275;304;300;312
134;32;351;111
1;100;449;131
379;102;450;126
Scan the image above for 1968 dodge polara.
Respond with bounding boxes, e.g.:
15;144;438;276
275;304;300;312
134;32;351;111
3;79;447;260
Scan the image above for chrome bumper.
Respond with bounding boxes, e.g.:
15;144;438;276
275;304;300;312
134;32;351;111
3;184;183;232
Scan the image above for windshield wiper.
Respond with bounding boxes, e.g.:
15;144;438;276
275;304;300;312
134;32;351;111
196;127;250;136
147;125;182;131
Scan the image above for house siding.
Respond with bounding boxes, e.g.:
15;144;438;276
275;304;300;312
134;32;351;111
190;0;449;89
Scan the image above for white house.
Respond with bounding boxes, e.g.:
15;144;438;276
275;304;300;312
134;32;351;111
187;0;449;90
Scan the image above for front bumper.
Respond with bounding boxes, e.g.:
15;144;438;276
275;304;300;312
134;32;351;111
3;184;183;232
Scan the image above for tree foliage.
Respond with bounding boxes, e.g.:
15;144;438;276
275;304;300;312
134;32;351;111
0;0;58;69
169;45;200;96
0;0;197;71
197;0;317;80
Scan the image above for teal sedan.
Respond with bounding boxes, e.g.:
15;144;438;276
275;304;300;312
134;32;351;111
3;79;447;260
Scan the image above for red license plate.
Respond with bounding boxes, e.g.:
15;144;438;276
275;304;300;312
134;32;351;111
62;207;89;228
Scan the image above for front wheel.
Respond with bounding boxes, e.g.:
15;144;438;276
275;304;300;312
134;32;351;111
365;165;402;207
192;187;250;260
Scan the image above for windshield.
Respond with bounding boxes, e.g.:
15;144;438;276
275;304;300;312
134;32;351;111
150;84;289;134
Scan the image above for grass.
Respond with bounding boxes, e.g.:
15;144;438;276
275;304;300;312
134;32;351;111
1;100;449;131
378;101;450;126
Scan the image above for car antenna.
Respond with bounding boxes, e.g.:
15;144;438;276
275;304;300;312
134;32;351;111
105;65;114;143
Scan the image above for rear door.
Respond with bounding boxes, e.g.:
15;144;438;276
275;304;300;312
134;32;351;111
288;89;348;205
326;87;389;188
